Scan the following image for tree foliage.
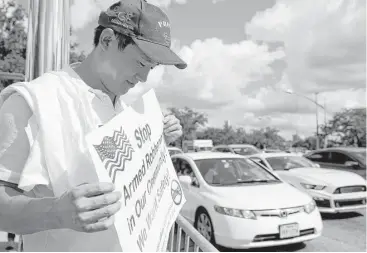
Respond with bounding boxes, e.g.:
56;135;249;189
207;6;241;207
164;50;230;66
0;0;27;87
167;107;208;147
320;108;366;147
0;0;86;90
169;107;288;149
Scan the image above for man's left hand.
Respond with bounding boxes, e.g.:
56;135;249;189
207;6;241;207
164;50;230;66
163;113;182;145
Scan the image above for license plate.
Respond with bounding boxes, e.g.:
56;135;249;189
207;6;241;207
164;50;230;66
279;223;300;239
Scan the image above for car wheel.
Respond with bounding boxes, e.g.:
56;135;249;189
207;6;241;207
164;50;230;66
194;208;216;245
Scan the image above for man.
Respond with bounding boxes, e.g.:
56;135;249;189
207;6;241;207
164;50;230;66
0;0;186;251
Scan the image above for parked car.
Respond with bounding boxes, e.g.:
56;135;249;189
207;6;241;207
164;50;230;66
171;152;322;249
264;149;283;153
246;153;367;213
212;144;261;156
167;147;184;156
304;147;366;178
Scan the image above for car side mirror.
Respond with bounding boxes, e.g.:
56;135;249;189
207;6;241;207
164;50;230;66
345;161;359;167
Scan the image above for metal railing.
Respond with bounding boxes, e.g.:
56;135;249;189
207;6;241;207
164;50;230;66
14;215;218;252
167;215;219;252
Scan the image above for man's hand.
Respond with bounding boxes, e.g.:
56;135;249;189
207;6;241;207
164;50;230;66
163;113;183;145
56;182;122;233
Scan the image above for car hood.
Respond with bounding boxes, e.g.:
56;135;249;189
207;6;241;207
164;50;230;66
287;167;366;187
211;182;311;210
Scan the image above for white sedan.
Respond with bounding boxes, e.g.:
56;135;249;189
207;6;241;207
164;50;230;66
246;153;367;213
171;152;322;249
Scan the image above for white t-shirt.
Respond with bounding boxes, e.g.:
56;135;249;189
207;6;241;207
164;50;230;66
0;65;125;251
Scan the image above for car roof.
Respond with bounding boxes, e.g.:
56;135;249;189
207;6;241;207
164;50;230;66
318;147;365;152
174;151;245;160
167;147;182;151
228;144;257;148
247;152;299;159
213;144;256;148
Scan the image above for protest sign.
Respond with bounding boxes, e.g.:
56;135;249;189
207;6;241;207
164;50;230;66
86;89;186;252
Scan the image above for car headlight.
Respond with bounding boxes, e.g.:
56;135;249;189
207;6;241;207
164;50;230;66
301;183;326;190
214;205;256;219
304;200;316;214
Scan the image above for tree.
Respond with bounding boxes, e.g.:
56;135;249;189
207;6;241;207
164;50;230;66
70;39;87;64
0;0;86;90
0;0;27;87
167;107;208;147
197;127;223;145
320;108;366;147
246;127;287;150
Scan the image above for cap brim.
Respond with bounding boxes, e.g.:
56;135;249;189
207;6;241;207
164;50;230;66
133;38;187;69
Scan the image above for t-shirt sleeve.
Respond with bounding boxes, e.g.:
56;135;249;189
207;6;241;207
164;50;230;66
0;93;50;191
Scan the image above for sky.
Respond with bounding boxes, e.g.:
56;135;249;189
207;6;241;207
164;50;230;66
12;0;367;140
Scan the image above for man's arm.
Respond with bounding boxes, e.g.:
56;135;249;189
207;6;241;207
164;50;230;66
0;94;122;235
0;180;122;235
0;181;62;234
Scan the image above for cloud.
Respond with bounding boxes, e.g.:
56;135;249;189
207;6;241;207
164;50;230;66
71;0;188;30
155;38;285;110
212;0;226;4
245;0;366;93
76;0;365;140
148;0;187;8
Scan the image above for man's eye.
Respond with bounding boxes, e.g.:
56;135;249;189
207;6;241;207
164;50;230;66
139;62;145;67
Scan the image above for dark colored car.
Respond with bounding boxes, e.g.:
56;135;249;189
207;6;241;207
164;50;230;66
304;147;366;178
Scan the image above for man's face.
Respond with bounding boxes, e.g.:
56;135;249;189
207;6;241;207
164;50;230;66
97;33;157;97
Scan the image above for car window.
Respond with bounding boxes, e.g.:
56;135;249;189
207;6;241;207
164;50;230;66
330;152;354;165
169;149;183;156
194;158;278;186
266;156;317;170
232;147;260;155
172;158;180;174
351;150;366;164
249;157;268;168
306;151;330;163
217;148;230;153
173;158;195;178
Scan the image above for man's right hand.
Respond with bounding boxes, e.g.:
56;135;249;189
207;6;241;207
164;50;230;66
55;182;122;233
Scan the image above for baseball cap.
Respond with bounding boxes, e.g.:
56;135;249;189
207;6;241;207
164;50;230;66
98;0;187;69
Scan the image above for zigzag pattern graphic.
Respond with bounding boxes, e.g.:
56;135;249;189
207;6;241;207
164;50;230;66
93;127;134;183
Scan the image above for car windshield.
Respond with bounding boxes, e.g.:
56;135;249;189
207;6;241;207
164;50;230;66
169;150;183;156
232;146;260;155
351;150;366;164
266;156;317;170
194;158;278;186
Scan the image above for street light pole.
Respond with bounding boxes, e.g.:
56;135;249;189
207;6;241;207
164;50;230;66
315;92;319;150
284;89;326;150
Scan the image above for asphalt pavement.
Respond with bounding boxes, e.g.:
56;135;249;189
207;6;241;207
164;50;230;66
0;210;365;252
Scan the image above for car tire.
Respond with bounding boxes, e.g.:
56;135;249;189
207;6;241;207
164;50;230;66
194;208;216;245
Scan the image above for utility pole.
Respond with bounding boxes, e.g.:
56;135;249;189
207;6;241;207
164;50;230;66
323;98;328;148
315;93;319;150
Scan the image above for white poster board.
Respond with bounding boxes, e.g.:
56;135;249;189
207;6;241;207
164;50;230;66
86;89;186;252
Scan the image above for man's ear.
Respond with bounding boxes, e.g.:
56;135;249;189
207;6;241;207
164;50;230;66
99;28;116;51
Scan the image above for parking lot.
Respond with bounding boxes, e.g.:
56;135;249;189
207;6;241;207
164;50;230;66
0;210;365;252
219;210;366;252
